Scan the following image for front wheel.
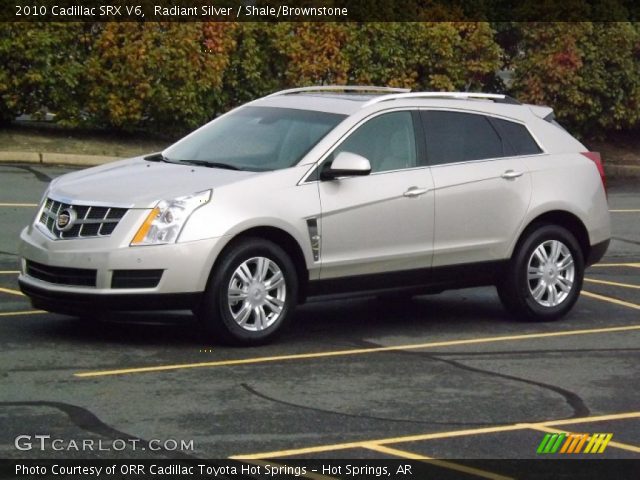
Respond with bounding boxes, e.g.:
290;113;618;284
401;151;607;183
498;224;584;322
197;238;298;345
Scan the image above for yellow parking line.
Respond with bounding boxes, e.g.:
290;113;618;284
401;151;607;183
609;209;640;213
0;271;20;274
0;202;38;207
581;290;640;311
231;440;374;459
230;424;526;459
362;443;432;460
526;424;640;454
0;310;45;317
75;324;640;378
362;444;513;480
0;287;24;296
584;278;640;290
592;263;640;268
230;411;640;460
543;411;640;426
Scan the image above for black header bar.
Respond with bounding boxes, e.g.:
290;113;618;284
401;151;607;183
4;0;640;22
3;459;640;480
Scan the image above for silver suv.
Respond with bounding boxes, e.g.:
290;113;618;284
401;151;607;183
18;86;611;345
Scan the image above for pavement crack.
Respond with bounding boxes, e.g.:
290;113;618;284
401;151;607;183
356;340;590;420
8;165;53;183
430;355;589;419
0;401;197;459
0;401;257;477
240;383;501;427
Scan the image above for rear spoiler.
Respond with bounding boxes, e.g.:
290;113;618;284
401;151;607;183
527;104;554;120
527;104;567;131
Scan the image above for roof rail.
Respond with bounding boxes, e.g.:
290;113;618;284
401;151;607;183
361;92;521;108
267;86;411;97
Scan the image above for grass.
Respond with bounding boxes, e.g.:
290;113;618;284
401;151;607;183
0;124;171;158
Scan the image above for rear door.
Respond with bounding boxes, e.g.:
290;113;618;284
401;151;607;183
420;110;536;267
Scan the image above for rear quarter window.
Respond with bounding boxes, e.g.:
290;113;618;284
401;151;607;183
491;118;543;156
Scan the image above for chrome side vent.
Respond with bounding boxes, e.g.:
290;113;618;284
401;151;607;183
306;218;320;261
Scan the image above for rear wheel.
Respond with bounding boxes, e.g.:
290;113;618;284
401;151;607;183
498;224;584;321
197;238;298;345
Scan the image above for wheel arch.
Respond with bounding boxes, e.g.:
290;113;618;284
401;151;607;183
515;210;590;262
209;226;309;303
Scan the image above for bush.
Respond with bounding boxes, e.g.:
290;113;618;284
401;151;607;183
273;22;351;86
345;22;502;91
85;22;235;136
0;22;90;125
2;21;639;138
509;22;640;137
219;23;284;110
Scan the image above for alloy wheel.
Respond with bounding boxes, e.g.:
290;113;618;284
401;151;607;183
526;239;575;307
227;256;286;331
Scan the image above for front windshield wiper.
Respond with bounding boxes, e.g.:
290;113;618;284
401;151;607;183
144;153;172;163
178;159;242;171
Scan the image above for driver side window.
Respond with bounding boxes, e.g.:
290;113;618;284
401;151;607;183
332;111;417;173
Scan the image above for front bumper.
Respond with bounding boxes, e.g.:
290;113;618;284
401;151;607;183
19;280;202;313
18;224;230;312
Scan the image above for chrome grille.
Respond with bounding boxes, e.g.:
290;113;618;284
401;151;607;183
38;198;127;239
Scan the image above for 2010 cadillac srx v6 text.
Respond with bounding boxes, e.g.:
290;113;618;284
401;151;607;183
18;86;611;345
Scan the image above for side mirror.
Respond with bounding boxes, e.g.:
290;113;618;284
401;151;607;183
320;152;372;181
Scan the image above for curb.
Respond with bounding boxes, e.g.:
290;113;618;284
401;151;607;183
604;164;640;179
0;150;121;166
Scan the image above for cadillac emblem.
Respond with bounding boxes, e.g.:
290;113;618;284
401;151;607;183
56;208;77;232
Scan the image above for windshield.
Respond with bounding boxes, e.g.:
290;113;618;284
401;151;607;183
164;106;346;171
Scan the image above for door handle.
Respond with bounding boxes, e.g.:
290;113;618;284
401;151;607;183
501;170;524;180
403;187;429;198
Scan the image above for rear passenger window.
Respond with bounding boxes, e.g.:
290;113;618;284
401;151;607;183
421;111;504;165
491;118;543;155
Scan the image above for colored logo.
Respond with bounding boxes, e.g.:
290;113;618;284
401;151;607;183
537;433;613;454
56;208;77;232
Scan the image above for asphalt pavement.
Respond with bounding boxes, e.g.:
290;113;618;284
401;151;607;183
0;163;638;478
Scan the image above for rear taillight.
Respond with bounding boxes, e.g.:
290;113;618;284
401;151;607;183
581;151;606;195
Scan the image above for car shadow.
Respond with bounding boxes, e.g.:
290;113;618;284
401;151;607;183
29;288;508;347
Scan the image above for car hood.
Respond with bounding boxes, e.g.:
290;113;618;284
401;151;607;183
48;157;260;208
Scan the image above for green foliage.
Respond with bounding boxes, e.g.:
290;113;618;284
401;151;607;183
509;22;640;137
345;22;501;91
1;21;639;138
272;23;351;86
85;22;235;135
0;22;90;125
219;23;283;109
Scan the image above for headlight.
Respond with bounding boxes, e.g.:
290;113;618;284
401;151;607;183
130;190;211;246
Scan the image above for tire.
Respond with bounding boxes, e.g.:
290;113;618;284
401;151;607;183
197;238;298;345
497;224;584;322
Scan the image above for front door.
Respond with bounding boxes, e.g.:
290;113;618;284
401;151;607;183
317;111;435;280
